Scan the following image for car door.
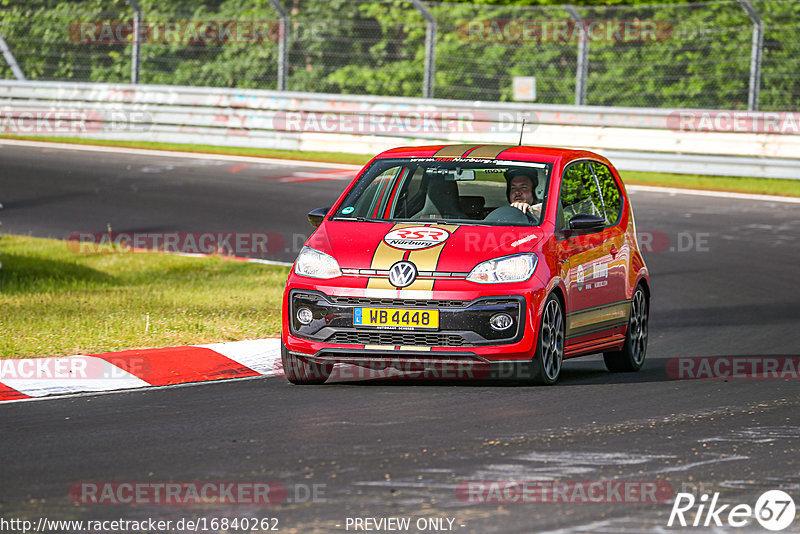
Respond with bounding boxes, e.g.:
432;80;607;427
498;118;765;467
557;161;625;344
590;162;628;308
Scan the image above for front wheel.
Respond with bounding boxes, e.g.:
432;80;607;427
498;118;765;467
529;294;565;385
604;285;648;372
281;344;332;385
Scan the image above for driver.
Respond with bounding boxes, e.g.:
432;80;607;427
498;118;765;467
506;169;542;220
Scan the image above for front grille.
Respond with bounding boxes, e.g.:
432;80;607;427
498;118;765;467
329;296;468;308
327;331;468;347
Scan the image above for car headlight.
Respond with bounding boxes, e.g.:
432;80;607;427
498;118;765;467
294;246;342;279
466;253;538;284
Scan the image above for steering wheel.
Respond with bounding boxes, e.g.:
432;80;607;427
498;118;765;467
484;205;532;224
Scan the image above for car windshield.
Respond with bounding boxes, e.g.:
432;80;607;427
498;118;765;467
332;157;552;226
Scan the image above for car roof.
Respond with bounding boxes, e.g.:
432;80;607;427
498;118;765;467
374;144;612;168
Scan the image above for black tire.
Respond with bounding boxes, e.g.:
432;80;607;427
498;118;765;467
281;344;332;385
528;293;565;385
604;285;649;372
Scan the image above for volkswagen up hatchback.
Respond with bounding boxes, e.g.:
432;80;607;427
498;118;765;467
281;144;649;385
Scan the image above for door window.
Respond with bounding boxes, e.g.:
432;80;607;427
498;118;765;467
558;161;603;229
591;162;623;226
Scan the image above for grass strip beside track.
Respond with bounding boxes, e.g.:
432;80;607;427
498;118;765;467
0;235;288;358
3;135;800;198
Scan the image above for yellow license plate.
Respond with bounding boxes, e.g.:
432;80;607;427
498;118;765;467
354;307;439;329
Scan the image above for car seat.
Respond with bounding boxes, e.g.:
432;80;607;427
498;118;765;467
412;176;466;219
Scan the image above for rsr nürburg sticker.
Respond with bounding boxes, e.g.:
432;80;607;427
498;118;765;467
383;226;451;250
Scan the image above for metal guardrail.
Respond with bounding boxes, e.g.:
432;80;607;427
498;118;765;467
1;80;798;179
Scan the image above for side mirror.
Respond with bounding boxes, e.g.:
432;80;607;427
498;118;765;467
307;206;330;228
568;213;605;231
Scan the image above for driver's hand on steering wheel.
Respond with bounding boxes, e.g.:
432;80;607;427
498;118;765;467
511;201;542;219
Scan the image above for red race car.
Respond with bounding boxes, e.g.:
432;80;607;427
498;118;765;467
281;144;649;385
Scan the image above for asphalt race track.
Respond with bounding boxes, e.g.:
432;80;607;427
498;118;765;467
2;142;799;533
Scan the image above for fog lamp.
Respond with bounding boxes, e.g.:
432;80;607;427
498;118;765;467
297;307;313;325
490;313;513;331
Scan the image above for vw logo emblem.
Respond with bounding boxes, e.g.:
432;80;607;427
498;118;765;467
388;261;417;288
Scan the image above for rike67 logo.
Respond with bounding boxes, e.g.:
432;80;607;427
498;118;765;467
668;490;795;531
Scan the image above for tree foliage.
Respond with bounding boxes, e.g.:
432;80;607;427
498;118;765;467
0;0;797;110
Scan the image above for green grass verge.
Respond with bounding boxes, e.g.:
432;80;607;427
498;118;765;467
621;170;800;198
0;234;288;358
3;134;798;197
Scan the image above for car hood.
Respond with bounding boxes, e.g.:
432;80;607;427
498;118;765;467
305;221;544;272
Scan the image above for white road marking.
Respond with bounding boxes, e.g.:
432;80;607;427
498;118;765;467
4;138;798;203
0;138;362;170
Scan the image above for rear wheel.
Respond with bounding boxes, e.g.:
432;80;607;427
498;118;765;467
604;285;648;372
281;344;332;385
529;294;564;385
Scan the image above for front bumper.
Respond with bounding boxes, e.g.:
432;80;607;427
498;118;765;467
282;287;544;363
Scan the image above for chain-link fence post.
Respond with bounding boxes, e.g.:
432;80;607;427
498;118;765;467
0;31;25;80
267;0;289;91
736;0;764;111
410;0;436;98
126;0;142;84
564;5;588;106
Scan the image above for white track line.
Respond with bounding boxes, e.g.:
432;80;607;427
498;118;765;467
0;138;362;170
3;138;798;203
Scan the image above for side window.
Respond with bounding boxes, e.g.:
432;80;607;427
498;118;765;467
352;166;401;217
559;162;602;228
392;166;425;218
405;166;424;198
591;163;623;226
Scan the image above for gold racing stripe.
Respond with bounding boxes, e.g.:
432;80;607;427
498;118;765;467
433;145;480;157
432;144;516;159
467;144;516;158
566;300;631;338
367;223;413;290
366;224;455;291
402;224;455;291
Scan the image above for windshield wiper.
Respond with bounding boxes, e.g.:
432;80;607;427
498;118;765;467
334;216;384;222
